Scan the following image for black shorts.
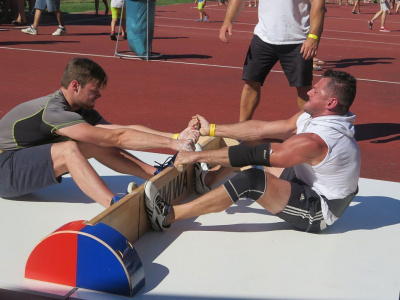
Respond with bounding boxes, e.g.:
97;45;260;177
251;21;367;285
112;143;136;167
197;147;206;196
242;35;313;87
276;167;326;233
0;144;61;198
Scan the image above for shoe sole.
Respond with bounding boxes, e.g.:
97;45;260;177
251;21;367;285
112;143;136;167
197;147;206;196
144;181;163;231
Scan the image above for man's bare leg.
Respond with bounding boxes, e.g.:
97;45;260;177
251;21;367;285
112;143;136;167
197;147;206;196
54;10;65;27
167;185;234;224
51;142;115;207
166;171;291;225
77;142;155;179
296;85;310;110
239;80;261;122
32;9;42;29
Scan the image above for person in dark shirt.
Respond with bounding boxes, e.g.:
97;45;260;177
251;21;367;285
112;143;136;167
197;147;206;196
0;57;198;207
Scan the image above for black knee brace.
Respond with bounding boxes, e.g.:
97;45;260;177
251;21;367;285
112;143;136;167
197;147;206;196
223;168;267;203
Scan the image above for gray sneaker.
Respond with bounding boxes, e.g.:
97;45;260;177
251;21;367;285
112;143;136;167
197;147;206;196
194;144;211;194
52;26;67;36
194;162;211;194
144;181;171;231
21;25;37;35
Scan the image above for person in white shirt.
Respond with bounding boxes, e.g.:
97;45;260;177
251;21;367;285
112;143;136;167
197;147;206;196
219;0;326;122
145;69;360;233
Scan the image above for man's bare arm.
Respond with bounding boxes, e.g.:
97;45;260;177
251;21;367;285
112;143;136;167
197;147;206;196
195;111;302;142
300;0;326;60
219;0;246;42
57;123;194;151
174;131;328;169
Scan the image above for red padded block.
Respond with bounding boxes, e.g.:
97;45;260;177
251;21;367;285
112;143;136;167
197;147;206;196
25;221;85;286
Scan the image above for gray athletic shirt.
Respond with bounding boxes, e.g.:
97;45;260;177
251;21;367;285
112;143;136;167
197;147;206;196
0;90;102;151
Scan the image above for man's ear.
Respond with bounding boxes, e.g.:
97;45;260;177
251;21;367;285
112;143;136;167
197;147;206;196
326;97;338;110
70;80;80;92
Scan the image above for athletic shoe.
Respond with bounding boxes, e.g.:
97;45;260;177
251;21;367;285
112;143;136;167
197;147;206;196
196;19;202;22
367;20;373;30
203;16;209;21
21;25;37;35
110;195;121;205
194;162;211;194
194;143;211;194
144;181;171;231
110;33;117;40
52;26;67;36
313;65;322;71
154;153;177;175
379;27;391;32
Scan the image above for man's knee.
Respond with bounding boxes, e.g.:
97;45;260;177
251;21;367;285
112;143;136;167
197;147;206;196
52;141;81;160
243;80;261;93
223;168;266;203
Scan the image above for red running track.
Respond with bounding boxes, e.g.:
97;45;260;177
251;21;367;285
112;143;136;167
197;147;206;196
0;2;399;182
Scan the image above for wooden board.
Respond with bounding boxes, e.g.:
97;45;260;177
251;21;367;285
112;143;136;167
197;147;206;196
86;137;237;244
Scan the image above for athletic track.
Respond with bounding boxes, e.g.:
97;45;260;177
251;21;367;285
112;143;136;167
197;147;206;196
0;2;399;182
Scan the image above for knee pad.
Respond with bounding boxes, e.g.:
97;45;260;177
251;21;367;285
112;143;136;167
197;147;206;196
223;168;266;203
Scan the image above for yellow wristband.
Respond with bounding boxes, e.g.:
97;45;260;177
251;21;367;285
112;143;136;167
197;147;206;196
209;124;216;137
308;34;319;41
173;133;179;140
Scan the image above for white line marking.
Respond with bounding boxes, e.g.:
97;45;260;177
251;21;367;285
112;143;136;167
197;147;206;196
1;46;399;85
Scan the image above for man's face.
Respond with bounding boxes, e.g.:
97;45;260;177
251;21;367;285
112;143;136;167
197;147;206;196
76;81;102;110
303;78;331;117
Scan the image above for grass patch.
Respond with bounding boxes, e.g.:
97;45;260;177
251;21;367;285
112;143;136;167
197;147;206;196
61;0;194;14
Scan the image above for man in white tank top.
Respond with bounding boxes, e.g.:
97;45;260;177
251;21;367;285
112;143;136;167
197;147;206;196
219;0;326;122
145;70;360;233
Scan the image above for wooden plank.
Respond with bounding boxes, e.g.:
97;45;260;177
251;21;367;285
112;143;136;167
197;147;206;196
86;137;229;244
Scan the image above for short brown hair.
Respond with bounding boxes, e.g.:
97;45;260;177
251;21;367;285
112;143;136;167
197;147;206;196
322;69;357;114
61;57;108;89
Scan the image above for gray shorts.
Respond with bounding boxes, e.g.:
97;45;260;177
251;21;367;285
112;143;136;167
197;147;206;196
34;0;60;12
380;0;390;11
0;144;61;198
242;35;313;87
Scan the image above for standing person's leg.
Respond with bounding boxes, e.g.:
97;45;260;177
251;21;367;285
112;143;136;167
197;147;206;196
54;10;65;27
240;35;279;122
380;10;388;27
13;0;27;24
352;0;360;13
240;81;261;121
376;0;391;31
279;43;313;111
47;0;67;35
110;17;117;39
95;0;100;15
21;5;42;35
110;6;117;40
102;0;109;15
32;9;42;28
296;86;311;110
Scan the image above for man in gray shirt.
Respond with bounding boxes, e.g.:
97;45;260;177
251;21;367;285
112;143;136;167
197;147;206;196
0;57;198;207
